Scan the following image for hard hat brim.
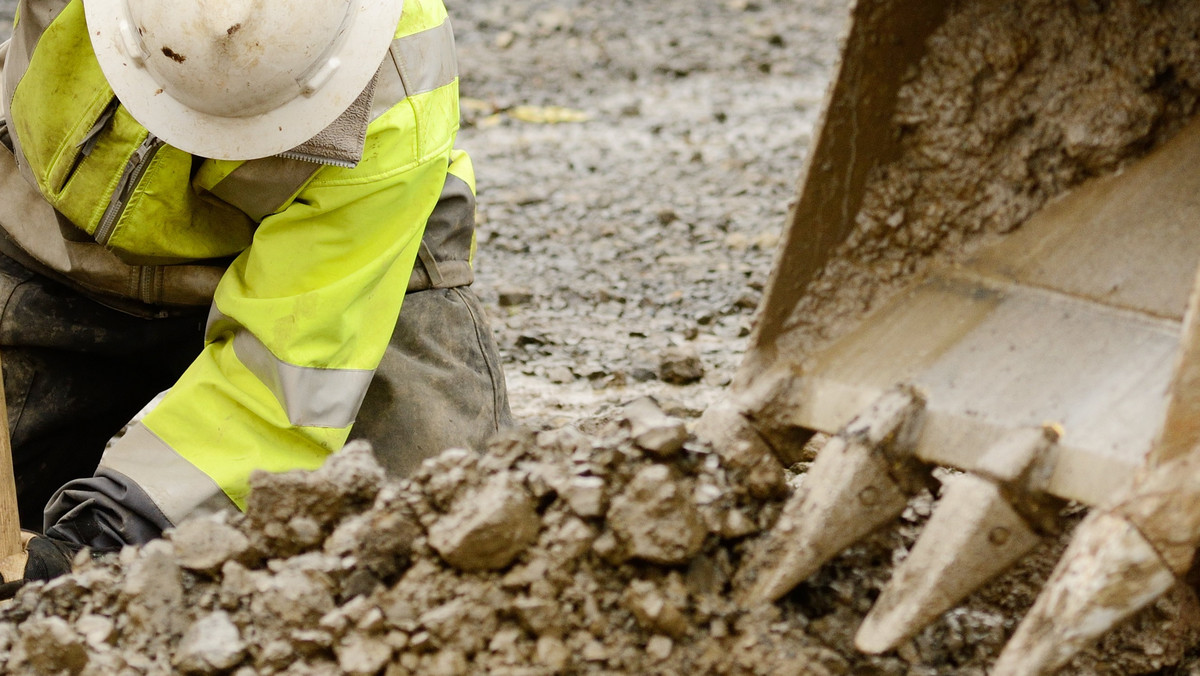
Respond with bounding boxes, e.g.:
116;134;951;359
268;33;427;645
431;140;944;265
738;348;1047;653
84;0;405;161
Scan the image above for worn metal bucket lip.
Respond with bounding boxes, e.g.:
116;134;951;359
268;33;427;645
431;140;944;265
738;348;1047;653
792;268;1178;505
771;116;1200;507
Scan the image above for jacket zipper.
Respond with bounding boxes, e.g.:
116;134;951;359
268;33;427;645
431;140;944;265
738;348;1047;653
276;149;357;169
94;134;164;246
137;265;158;305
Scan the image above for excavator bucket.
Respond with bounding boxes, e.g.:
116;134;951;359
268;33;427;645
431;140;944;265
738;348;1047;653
697;0;1200;672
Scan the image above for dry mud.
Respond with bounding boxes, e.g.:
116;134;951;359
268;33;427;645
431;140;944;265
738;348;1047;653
2;0;1200;674
0;411;1195;676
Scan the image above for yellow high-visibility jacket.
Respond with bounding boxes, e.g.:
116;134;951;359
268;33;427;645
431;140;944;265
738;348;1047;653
1;0;470;530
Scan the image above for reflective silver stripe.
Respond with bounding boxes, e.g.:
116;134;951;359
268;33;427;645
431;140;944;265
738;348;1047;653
207;310;374;429
98;423;238;525
373;18;459;119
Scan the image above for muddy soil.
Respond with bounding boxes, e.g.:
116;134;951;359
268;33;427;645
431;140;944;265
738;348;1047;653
2;0;1200;675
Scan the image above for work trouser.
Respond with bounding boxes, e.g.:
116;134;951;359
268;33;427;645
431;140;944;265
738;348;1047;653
0;249;511;535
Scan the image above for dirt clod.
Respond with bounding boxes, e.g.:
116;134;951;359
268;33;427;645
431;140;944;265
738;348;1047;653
173;611;244;674
428;471;540;571
168;516;250;573
623;396;689;457
608;464;707;565
497;287;534;307
13;616;87;675
659;345;706;385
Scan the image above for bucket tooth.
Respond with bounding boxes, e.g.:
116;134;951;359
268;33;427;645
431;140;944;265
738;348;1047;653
736;435;915;605
1112;451;1200;575
856;424;1061;653
990;511;1177;676
854;473;1042;654
736;388;927;606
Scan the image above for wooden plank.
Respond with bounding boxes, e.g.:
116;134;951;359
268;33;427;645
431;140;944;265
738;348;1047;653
0;354;22;558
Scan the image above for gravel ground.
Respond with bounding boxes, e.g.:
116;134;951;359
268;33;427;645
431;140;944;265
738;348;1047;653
449;0;847;431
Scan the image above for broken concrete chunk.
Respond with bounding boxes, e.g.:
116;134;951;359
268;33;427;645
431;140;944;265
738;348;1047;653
336;632;394;676
419;598;472;644
536;426;592;456
581;639;608;662
323;595;373;636
325;508;420;579
318;441;388;497
218;560;256;610
74;614;115;651
359;607;386;633
428;472;541;571
487;626;522;656
623;397;689;457
514;596;561;637
608;465;706;564
694;401;788;498
550;517;597;561
563;476;607;517
287;516;325;548
291;628;334;652
501;557;550;589
525;460;571;500
722;439;788;500
421;448;481;512
174;611;245;674
169;517;250;573
122;540;183;609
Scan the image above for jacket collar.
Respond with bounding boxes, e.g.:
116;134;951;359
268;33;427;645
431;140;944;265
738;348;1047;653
275;70;380;169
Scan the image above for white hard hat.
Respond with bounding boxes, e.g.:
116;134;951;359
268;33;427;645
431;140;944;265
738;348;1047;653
85;0;405;160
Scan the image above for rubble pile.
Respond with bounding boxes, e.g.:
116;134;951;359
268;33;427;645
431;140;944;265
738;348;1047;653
0;400;838;676
0;399;1195;675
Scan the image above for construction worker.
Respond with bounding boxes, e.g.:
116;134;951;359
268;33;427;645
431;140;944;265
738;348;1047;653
0;0;510;585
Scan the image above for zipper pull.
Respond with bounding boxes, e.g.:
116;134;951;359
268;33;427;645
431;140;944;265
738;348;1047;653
114;134;159;198
77;100;121;158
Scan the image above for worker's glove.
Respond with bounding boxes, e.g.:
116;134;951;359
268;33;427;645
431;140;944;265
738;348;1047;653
0;531;79;600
